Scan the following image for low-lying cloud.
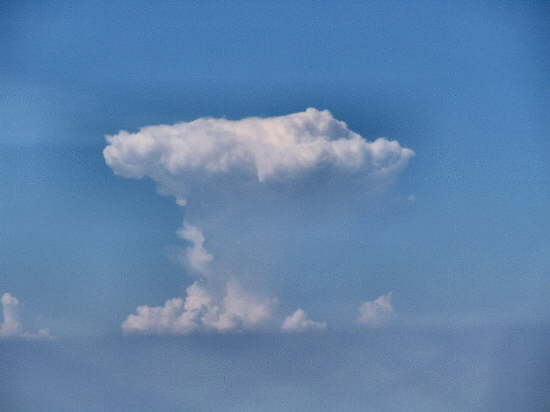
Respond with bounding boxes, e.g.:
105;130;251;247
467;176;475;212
123;281;276;335
0;293;50;339
282;309;327;332
122;224;307;335
357;292;395;327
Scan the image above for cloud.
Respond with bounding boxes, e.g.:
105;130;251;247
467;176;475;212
122;220;330;336
122;221;277;335
0;293;51;339
0;293;21;337
122;281;276;335
357;292;395;328
177;223;213;275
104;108;414;200
281;308;327;332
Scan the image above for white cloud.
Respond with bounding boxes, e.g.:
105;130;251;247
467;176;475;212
122;222;277;335
357;292;395;328
282;308;327;332
104;108;414;197
0;292;21;337
0;293;51;339
175;197;187;207
177;223;213;275
122;281;276;335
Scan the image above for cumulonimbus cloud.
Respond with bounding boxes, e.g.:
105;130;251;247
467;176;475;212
0;293;51;339
357;292;395;327
107;109;412;335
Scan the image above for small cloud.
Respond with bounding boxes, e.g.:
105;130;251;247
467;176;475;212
407;194;416;202
357;292;395;328
0;293;51;339
282;308;327;333
177;223;213;275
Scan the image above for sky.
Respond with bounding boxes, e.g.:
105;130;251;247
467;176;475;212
1;1;550;411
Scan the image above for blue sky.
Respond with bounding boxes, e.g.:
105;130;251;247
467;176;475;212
1;1;549;410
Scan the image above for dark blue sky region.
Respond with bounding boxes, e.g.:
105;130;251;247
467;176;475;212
1;1;549;411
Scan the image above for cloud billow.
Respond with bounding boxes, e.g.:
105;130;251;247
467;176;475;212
104;108;414;201
122;223;279;335
122;281;276;335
